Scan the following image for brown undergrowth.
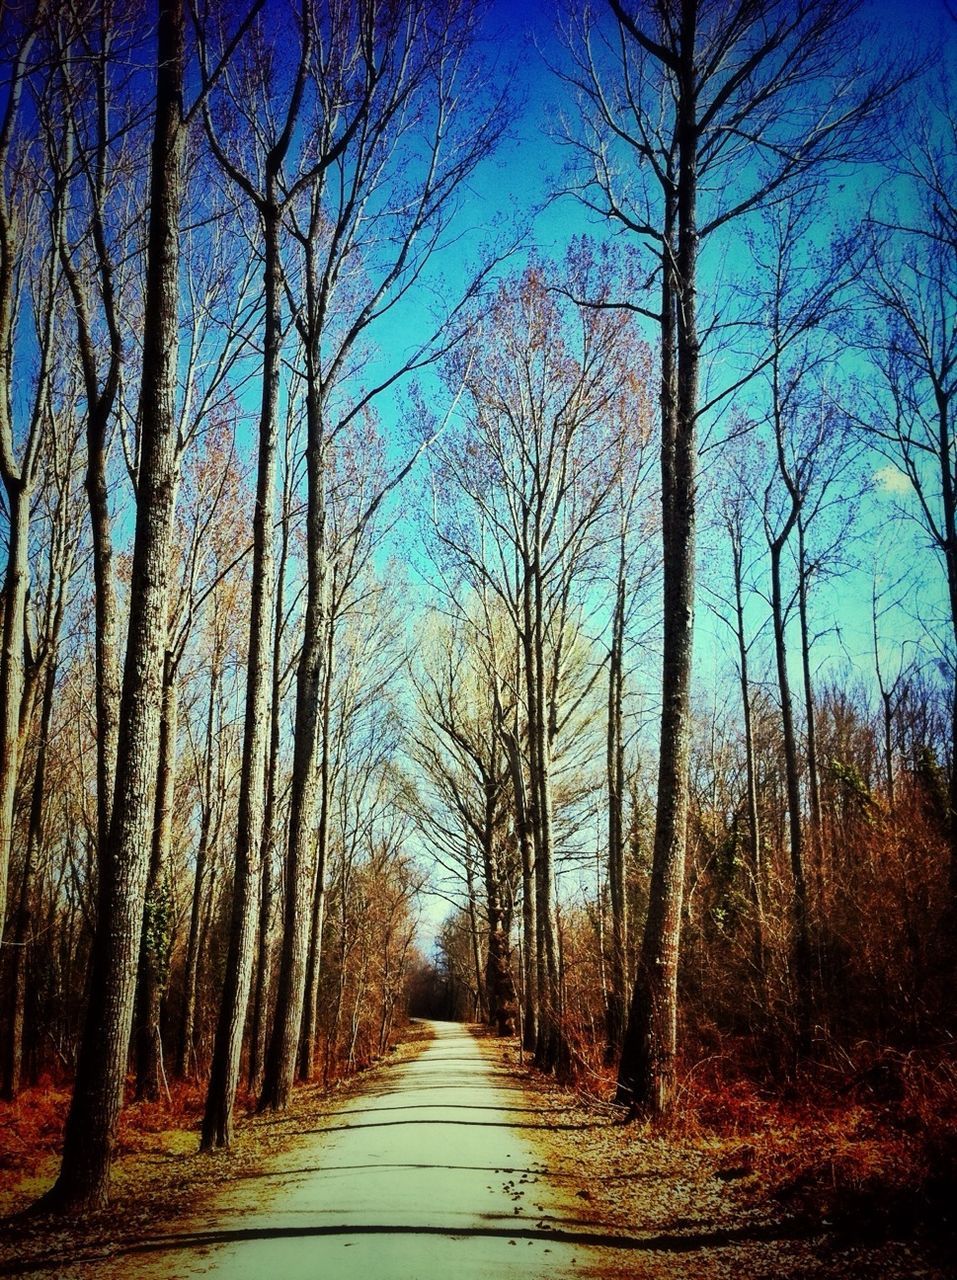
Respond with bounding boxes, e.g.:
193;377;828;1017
668;1043;957;1243
0;1021;434;1275
474;1029;956;1280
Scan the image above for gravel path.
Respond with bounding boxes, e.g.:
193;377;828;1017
124;1021;599;1279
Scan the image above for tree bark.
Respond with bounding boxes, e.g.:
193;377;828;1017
201;197;282;1148
0;492;31;937
248;466;292;1095
0;17;42;938
258;374;328;1113
771;526;813;1056
298;611;334;1081
605;574;628;1062
526;548;567;1074
41;0;185;1211
503;717;536;1052
134;663;178;1101
177;653;220;1079
731;523;765;980
797;516;821;868
2;640;59;1098
618;140;688;1116
482;767;515;1035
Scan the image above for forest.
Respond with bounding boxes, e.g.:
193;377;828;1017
0;0;954;1241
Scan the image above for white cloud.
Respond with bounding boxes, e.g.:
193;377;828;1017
874;464;912;495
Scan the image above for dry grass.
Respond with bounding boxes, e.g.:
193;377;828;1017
667;1044;957;1241
474;1030;957;1280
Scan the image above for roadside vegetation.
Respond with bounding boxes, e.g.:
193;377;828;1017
0;0;953;1252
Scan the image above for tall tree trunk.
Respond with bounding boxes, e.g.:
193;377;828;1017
246;440;291;1090
936;387;957;907
770;533;813;1056
2;644;58;1098
503;717;536;1052
248;473;291;1095
527;552;566;1074
797;517;821;865
0;19;43;939
258;374;328;1113
522;602;547;1064
86;425;122;857
605;574;628;1063
42;0;185;1211
177;655;219;1079
298;612;334;1081
732;528;765;980
618;138;690;1115
465;857;487;1021
134;662;178;1101
247;833;274;1093
201;197;282;1149
0;492;30;935
482;768;515;1036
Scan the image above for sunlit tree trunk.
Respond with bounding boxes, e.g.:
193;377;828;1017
526;549;567;1074
202;194;282;1148
502;716;537;1051
42;0;186;1211
618;172;684;1115
605;574;628;1062
299;613;335;1080
177;656;218;1079
248;452;293;1094
0;15;46;940
731;527;765;979
259;371;329;1112
134;660;178;1101
482;770;515;1036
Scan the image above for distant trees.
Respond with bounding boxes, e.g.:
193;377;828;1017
423;257;654;1072
408;615;519;1035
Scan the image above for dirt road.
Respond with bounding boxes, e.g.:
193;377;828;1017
122;1021;599;1279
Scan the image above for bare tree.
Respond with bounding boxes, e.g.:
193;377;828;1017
707;438;767;982
564;0;903;1114
604;423;657;1062
2;398;84;1099
427;258;643;1071
0;6;57;936
408;616;518;1035
258;0;505;1113
197;0;334;1148
50;0;140;863
861;42;957;902
745;192;863;1051
39;0;188;1211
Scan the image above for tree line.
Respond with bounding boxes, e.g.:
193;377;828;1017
0;0;953;1216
